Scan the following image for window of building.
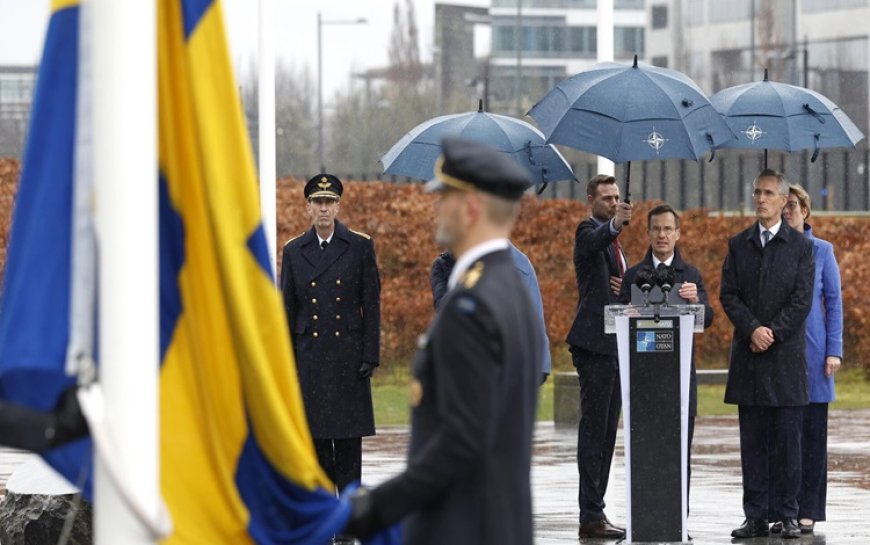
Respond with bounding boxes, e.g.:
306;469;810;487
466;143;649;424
493;25;517;53
651;5;668;28
651;55;669;67
615;26;644;57
708;0;750;22
686;0;705;25
569;26;597;54
802;0;868;12
615;0;646;9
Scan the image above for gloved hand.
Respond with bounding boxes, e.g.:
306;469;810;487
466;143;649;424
49;386;89;448
342;487;382;540
358;362;376;379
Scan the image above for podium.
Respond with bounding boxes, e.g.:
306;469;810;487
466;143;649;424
604;304;704;545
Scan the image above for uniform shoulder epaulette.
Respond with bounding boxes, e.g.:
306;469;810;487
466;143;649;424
350;229;371;240
285;232;305;245
460;261;484;289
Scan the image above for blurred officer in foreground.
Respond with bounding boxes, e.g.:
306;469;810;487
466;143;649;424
342;137;541;545
0;386;88;452
280;174;380;495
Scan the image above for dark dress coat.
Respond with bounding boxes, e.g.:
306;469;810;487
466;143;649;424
618;247;714;416
566;217;626;356
720;221;815;407
369;249;540;545
280;220;380;438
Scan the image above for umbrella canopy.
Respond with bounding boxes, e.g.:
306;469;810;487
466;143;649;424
709;69;865;161
379;101;576;185
528;56;735;163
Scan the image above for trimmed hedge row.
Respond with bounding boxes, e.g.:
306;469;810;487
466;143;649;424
2;160;867;374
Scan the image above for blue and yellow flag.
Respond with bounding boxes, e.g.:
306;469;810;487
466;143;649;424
1;0;396;542
157;0;350;543
0;0;92;488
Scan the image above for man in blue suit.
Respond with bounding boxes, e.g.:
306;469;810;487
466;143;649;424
430;243;551;384
566;174;632;539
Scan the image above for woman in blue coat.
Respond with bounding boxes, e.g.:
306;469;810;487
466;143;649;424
780;184;843;534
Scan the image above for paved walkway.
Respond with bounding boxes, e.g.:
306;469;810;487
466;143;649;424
362;409;870;544
0;411;866;543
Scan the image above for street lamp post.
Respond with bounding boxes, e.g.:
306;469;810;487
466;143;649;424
317;12;367;173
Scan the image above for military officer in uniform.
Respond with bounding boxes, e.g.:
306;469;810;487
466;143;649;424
341;138;541;545
280;174;380;495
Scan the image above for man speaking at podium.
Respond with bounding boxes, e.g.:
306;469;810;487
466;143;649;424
618;203;714;509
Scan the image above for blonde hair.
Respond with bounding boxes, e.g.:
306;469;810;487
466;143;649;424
788;184;812;219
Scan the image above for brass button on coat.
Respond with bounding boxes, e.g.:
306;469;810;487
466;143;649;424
313;332;319;338
335;331;340;337
313;315;318;320
312;298;317;304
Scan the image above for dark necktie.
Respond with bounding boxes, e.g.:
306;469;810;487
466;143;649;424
321;240;329;251
762;230;771;248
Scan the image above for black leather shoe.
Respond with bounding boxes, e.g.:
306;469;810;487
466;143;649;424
781;519;801;539
578;519;626;539
731;518;769;538
799;519;815;534
770;521;782;534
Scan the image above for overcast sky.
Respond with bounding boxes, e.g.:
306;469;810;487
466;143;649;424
0;0;489;98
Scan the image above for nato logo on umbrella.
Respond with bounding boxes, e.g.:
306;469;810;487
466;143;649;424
644;127;669;153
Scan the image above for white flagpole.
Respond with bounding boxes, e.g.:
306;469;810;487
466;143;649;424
596;0;615;177
91;0;159;543
259;0;278;280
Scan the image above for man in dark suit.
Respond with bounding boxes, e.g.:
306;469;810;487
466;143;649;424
566;174;632;539
341;137;540;545
720;169;814;540
618;203;714;508
280;174;380;495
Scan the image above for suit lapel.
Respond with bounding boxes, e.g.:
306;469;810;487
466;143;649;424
300;228;322;269
308;221;349;281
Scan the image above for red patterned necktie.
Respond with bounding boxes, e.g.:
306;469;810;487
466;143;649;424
612;238;626;276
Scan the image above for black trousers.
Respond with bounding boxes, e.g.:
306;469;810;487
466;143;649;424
572;346;621;523
739;405;803;520
799;403;828;521
313;437;362;494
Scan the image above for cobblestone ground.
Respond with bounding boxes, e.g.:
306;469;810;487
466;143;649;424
362;409;870;544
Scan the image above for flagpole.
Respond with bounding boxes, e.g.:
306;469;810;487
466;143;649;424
91;0;159;543
596;0;615;177
259;0;278;281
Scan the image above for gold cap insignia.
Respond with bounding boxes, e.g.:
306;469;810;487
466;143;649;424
409;379;423;407
317;177;331;189
461;261;484;289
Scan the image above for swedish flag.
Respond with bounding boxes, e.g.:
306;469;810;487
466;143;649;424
2;0;385;542
158;0;350;542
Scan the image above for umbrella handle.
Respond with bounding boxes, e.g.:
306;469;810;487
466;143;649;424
623;161;631;226
536;182;548;195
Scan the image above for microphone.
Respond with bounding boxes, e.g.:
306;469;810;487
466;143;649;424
634;266;656;305
655;265;677;305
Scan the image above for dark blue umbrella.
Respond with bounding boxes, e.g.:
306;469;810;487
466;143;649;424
709;69;864;164
379;100;576;186
528;55;734;202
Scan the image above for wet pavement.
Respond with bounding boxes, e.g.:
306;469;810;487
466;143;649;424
362;410;870;544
